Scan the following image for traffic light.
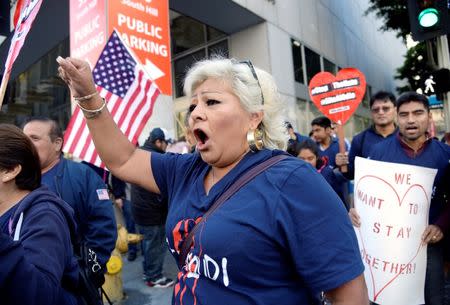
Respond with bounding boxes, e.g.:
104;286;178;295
408;0;450;41
432;68;450;94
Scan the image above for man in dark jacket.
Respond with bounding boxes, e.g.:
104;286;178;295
83;162;138;261
335;91;398;180
22;117;117;267
351;93;450;305
131;127;174;288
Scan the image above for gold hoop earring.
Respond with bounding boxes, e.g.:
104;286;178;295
247;128;264;152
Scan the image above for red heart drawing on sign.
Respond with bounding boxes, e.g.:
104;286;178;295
355;175;429;302
308;68;366;125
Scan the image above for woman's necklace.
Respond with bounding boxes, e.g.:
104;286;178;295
211;168;215;186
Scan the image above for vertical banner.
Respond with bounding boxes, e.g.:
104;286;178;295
69;0;107;67
354;157;437;305
0;0;43;107
108;0;172;95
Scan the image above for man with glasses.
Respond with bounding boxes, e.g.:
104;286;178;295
335;91;398;180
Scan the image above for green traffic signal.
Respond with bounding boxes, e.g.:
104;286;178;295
418;8;439;28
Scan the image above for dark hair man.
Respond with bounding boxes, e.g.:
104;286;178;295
350;92;450;305
22;117;117;268
130;127;174;288
311;116;349;168
335;91;397;180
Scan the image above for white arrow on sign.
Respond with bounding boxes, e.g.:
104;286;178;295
142;59;165;80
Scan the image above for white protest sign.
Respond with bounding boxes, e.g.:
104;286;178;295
354;157;437;305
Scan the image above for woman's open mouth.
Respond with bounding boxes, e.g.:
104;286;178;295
194;128;210;149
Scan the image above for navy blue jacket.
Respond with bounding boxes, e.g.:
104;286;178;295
81;161;127;200
369;135;450;226
0;186;79;305
45;158;117;266
345;125;398;180
288;132;312;146
130;140;168;226
317;157;348;209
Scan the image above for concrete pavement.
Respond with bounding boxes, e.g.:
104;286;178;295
112;250;178;305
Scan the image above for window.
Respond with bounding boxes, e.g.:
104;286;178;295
0;38;71;128
207;26;226;42
323;58;336;74
171;11;228;97
291;39;304;84
362;85;372;108
304;46;321;84
173;49;206;97
208;40;229;58
170;13;205;56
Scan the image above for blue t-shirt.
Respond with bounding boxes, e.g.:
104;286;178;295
152;149;364;305
317;137;348;168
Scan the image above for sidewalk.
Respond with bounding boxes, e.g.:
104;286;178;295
114;250;178;305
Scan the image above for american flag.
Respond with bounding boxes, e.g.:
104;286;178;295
63;30;161;167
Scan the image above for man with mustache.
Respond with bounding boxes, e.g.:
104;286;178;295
350;92;450;305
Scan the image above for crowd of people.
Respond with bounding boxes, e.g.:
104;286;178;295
0;54;449;305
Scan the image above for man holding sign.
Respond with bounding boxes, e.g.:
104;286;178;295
351;92;450;305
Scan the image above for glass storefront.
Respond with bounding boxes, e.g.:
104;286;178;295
0;38;71;129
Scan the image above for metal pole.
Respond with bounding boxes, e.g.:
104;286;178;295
437;35;450;131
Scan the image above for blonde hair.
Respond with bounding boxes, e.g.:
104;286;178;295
183;57;288;150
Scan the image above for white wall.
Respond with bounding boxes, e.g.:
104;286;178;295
232;0;406;94
229;0;406;133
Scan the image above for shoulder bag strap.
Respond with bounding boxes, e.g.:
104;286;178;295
178;154;289;268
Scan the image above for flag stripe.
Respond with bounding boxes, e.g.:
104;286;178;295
132;87;160;144
117;69;144;131
124;73;152;138
128;83;159;143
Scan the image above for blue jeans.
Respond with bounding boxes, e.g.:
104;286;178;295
122;199;137;253
137;224;166;281
424;242;444;305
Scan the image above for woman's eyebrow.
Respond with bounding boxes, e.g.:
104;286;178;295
191;90;224;99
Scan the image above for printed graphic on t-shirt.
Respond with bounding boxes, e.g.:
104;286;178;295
171;217;230;304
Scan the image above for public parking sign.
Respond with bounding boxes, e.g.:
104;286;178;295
70;0;172;95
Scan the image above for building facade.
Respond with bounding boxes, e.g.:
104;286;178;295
0;0;406;142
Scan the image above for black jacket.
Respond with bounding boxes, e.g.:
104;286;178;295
130;140;168;226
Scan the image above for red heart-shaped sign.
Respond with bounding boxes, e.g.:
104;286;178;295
308;68;366;125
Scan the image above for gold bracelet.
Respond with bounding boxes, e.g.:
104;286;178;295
73;91;98;102
77;98;107;119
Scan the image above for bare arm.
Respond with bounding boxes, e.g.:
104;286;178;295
56;56;159;193
324;274;369;305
